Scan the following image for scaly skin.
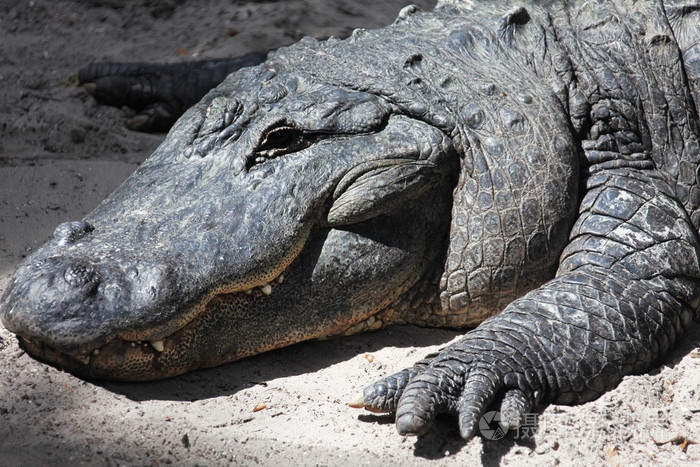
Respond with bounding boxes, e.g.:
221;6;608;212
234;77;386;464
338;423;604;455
1;0;700;440
359;0;700;437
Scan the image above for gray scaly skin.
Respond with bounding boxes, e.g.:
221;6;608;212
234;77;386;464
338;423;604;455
1;0;700;441
361;0;700;437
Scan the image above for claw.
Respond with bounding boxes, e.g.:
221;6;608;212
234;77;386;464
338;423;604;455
360;367;423;414
349;389;396;413
126;114;151;131
83;82;97;94
348;392;365;409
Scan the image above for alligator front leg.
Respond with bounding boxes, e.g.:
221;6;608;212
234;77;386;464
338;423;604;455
78;52;267;132
357;168;700;439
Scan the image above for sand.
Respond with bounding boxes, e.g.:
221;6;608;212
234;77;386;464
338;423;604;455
0;1;699;465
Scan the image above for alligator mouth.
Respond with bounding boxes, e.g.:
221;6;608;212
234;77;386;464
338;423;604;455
18;264;293;381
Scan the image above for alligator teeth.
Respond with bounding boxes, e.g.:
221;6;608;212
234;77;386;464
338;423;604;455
93;349;100;356
80;356;90;365
244;289;253;295
150;340;165;352
260;284;272;295
276;274;284;284
130;342;136;348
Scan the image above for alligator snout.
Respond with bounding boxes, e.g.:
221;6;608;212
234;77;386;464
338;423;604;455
62;262;99;291
0;227;186;356
51;222;102;291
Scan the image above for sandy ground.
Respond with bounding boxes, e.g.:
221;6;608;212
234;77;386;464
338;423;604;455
1;1;699;465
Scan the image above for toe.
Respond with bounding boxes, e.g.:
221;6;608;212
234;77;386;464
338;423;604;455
498;388;531;429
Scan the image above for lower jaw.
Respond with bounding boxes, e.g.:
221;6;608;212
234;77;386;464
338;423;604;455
18;336;189;381
18;319;243;382
15;263;301;381
16;274;404;382
15;291;301;381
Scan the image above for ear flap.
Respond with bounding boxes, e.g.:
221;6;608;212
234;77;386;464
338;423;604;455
327;160;446;226
664;2;700;120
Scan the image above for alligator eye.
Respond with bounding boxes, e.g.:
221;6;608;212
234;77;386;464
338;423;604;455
263;126;298;148
249;123;325;169
259;125;302;152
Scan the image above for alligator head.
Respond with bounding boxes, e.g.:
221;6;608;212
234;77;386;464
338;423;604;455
0;37;463;380
0;9;578;381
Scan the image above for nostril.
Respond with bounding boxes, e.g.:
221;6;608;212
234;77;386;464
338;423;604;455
52;221;95;246
63;263;97;288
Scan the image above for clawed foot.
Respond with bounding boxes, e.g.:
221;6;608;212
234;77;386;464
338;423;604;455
79;62;189;132
350;346;541;440
78;52;267;132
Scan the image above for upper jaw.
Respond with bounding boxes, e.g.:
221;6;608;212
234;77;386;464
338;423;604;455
10;260;294;380
0;243;188;354
0;226;298;356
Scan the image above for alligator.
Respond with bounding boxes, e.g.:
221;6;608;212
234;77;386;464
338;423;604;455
2;0;700;440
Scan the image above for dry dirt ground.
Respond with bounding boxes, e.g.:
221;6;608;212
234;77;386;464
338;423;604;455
0;1;699;465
